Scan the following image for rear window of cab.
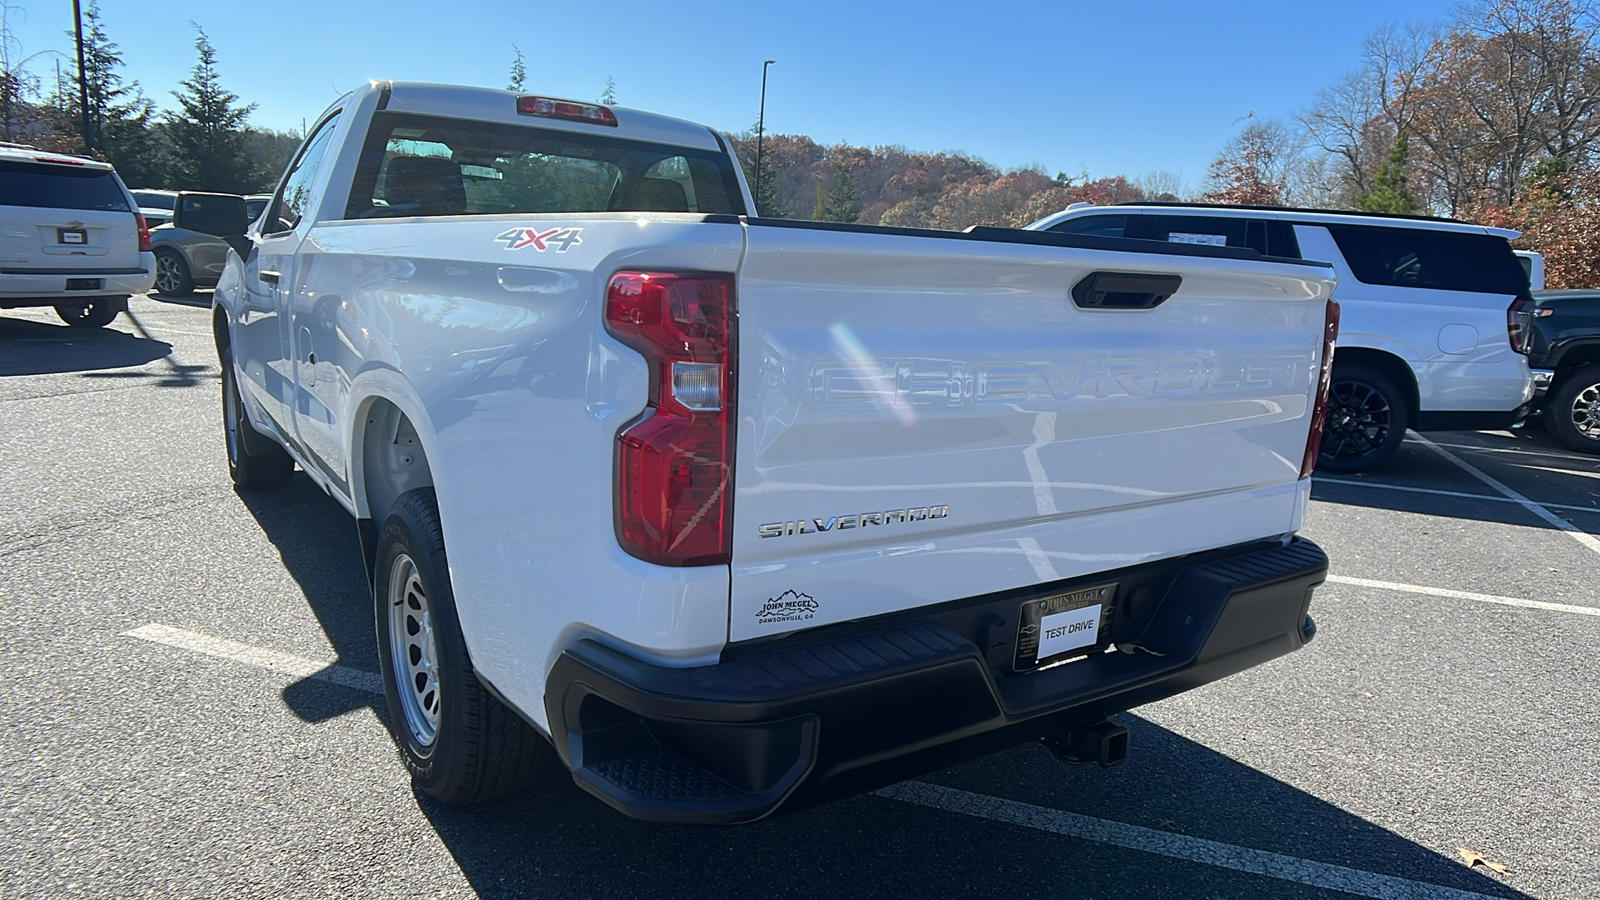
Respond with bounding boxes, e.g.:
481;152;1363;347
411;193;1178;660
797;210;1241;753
0;161;130;212
344;112;746;219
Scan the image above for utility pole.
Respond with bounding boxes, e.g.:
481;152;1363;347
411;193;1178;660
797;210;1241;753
755;58;775;214
71;0;90;155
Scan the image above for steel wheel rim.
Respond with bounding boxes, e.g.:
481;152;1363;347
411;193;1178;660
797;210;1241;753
1321;380;1392;462
155;254;182;293
1571;381;1600;440
387;553;441;748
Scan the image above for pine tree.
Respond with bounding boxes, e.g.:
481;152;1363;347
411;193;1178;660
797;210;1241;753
71;2;165;184
599;76;616;105
167;26;258;192
733;124;787;217
508;46;526;92
811;159;861;223
1358;133;1420;215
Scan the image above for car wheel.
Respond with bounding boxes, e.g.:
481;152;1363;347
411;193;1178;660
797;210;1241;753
154;249;195;296
54;297;124;328
375;487;549;806
220;347;294;489
1548;364;1600;455
1316;366;1410;473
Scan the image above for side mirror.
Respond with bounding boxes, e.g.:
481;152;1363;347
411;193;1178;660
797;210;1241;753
173;192;250;238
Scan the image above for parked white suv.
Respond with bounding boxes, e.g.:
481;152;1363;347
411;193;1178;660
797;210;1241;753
0;145;156;327
1028;203;1535;471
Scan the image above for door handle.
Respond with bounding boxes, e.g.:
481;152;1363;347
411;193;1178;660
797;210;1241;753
260;270;280;285
1072;271;1182;310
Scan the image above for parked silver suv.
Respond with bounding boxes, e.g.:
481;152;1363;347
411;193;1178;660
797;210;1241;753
0;145;156;327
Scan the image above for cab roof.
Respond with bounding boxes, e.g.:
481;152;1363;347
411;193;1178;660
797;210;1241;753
376;81;724;153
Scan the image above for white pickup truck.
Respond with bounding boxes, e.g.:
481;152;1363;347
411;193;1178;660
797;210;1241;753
211;81;1336;824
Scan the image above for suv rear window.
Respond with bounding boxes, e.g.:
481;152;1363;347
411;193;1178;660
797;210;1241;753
1327;225;1525;295
1049;213;1301;258
0;161;130;212
345;113;746;219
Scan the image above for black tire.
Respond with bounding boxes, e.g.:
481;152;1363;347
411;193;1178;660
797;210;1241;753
220;348;294;489
1316;366;1410;473
154;248;195;296
1547;364;1600;455
375;488;548;806
54;297;124;328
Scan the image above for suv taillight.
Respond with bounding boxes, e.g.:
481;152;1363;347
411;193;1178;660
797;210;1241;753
135;212;150;253
1507;295;1534;353
605;271;735;566
1300;299;1340;479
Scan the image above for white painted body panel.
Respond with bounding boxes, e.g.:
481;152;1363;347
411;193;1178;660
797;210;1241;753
729;227;1333;641
1293;224;1533;413
216;84;1333;730
1026;206;1533;416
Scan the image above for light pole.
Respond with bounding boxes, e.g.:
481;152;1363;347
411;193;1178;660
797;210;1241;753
72;0;91;155
755;58;775;214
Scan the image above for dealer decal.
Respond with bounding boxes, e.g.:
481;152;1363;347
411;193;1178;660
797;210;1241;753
756;590;818;625
495;226;583;252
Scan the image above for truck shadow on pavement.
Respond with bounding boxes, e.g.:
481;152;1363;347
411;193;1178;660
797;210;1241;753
416;718;1531;900
0;315;173;376
231;476;381;725
237;479;1529;900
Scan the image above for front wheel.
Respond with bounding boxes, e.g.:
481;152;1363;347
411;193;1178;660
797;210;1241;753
54;297;124;328
1547;364;1600;455
220;348;294;489
374;488;548;806
1317;367;1410;473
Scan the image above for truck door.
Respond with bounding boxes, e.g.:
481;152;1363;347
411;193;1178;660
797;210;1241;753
274;114;350;493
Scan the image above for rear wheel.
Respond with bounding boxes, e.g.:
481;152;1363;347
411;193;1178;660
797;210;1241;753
1547;364;1600;455
154;249;195;296
220;348;294;489
54;297;124;328
375;488;548;805
1317;366;1409;473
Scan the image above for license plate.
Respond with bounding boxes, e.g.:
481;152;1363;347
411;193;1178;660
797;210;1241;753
58;228;87;245
1014;582;1116;671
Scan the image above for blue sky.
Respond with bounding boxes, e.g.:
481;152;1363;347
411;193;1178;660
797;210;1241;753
9;0;1459;188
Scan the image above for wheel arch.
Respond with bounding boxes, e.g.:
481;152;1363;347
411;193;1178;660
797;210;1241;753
1330;346;1419;418
1552;341;1600;380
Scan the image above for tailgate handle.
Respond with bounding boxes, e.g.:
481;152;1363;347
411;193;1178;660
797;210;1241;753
1072;272;1181;310
259;270;280;286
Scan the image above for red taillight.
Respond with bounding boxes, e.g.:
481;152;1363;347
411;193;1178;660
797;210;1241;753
1507;295;1533;353
515;95;618;127
1300;299;1341;479
606;271;734;566
135;212;150;252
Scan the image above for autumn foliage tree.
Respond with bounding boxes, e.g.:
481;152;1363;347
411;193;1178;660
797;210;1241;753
1202;120;1286;206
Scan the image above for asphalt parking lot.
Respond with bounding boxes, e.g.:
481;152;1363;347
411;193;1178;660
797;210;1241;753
3;294;1597;900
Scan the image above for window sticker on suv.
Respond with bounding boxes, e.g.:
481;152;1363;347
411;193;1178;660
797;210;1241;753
1169;232;1228;246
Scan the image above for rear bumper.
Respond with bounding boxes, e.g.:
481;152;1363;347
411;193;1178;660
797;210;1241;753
1413;403;1530;432
544;537;1327;824
0;257;156;303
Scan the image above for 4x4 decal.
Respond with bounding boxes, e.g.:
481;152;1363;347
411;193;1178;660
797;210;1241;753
496;226;583;252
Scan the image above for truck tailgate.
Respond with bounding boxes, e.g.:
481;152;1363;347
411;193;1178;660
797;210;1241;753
729;224;1334;642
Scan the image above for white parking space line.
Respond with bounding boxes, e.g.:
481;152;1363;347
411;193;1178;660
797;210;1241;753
1326;575;1600;618
1423;439;1599;466
876;782;1504;900
124;623;383;694
1314;476;1600;516
1409;432;1600;558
